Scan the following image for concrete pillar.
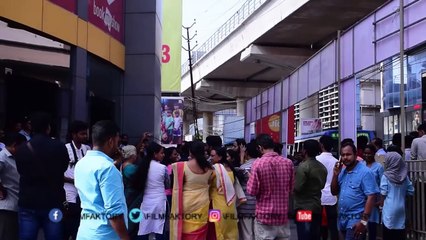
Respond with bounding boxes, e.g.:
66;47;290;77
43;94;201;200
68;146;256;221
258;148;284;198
202;112;213;142
70;47;88;122
123;0;162;144
57;88;71;141
236;98;245;117
340;78;357;143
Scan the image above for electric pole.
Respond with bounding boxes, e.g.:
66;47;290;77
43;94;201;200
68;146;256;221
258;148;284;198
182;20;201;140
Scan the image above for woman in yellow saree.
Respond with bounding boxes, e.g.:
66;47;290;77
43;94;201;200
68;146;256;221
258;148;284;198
170;142;213;240
207;147;244;240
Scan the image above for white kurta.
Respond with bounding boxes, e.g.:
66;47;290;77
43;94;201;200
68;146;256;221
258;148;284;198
138;160;167;235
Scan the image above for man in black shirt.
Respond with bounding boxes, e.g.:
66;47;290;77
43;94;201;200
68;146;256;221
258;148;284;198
15;112;69;240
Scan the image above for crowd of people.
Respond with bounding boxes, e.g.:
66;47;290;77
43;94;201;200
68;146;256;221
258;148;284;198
0;113;422;240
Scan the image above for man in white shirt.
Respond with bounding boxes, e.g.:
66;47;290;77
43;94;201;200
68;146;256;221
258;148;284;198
63;121;91;240
317;135;339;240
411;123;426;160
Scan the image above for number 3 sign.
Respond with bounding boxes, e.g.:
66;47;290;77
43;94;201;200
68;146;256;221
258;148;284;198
162;44;171;63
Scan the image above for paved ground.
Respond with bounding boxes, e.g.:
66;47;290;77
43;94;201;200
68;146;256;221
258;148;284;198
289;220;298;239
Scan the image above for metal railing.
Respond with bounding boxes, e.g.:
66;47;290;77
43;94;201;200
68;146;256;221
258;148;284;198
407;160;426;240
181;0;270;75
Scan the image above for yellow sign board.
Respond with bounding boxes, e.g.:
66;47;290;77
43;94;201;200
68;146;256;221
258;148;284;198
161;0;183;92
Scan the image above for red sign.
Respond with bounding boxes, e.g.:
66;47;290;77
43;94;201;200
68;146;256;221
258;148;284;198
296;210;312;222
287;106;295;144
256;114;280;142
50;0;76;13
88;0;124;43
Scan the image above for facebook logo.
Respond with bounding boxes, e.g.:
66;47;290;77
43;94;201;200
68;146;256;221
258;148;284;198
48;208;63;223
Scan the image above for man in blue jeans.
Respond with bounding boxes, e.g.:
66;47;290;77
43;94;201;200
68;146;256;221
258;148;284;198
294;140;327;240
15;112;69;240
331;142;379;240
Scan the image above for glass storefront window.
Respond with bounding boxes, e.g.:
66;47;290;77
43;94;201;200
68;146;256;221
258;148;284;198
407;50;426;106
383;49;426;110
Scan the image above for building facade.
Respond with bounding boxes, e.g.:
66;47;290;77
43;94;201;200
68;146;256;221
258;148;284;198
0;0;162;142
244;0;426;152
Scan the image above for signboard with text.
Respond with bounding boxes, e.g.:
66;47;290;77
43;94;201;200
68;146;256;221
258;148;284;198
161;0;183;92
88;0;124;43
256;114;280;142
300;118;322;135
49;0;76;13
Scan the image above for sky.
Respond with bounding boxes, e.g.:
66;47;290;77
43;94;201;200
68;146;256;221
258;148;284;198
181;0;246;62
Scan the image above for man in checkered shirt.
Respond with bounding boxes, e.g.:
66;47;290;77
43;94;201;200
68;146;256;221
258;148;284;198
247;134;295;240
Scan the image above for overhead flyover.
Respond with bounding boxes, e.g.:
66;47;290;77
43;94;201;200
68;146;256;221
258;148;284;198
181;0;388;113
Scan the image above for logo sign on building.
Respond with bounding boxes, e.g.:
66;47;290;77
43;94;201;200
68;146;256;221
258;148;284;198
256;114;280;142
161;97;184;145
300;118;322;135
88;0;124;43
161;0;183;92
49;0;76;13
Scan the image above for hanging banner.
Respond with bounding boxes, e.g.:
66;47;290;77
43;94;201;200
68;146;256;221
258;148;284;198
161;0;183;92
88;0;124;43
255;114;280;142
161;97;184;145
300;118;322;135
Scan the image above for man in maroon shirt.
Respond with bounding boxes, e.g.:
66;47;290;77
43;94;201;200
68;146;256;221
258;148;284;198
247;134;295;239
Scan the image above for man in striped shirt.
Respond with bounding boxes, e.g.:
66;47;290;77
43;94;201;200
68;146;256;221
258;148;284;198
236;142;261;240
247;134;295;240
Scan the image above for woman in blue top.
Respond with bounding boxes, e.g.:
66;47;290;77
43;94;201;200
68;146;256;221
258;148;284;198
121;145;138;203
380;152;414;240
362;144;384;240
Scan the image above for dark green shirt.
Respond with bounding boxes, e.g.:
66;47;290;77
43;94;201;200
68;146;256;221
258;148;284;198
293;157;327;214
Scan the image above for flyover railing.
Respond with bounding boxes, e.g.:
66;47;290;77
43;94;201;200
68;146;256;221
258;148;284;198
181;0;269;75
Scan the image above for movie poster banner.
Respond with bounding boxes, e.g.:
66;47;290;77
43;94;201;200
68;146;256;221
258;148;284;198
88;0;124;43
161;97;184;145
300;118;322;135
